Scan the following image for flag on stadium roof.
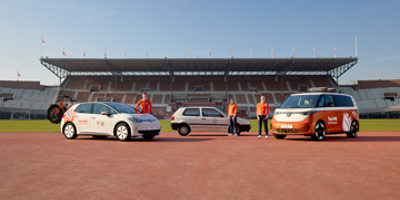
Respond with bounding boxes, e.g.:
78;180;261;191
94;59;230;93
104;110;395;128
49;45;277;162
62;49;67;56
41;37;46;43
271;48;274;58
17;71;21;77
209;48;211;58
251;48;253;58
167;49;169;58
104;48;107;58
188;48;190;58
230;48;232;58
292;48;295;58
313;47;316;58
125;48;127;58
334;47;337;58
83;48;86;58
146;48;148;58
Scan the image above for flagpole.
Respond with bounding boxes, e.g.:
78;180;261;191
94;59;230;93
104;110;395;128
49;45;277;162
313;47;316;58
355;36;358;57
271;48;274;58
41;37;43;58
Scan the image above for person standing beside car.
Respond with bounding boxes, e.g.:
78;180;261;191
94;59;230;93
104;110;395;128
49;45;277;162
228;98;238;136
257;96;269;139
135;92;152;114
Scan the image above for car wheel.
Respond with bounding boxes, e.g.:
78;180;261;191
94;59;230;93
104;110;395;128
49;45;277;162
92;135;107;139
273;134;286;139
63;123;77;139
311;121;325;141
178;124;190;136
346;121;359;138
142;135;155;140
115;123;131;141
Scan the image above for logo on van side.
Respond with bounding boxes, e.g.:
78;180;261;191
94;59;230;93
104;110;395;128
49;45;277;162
328;116;337;121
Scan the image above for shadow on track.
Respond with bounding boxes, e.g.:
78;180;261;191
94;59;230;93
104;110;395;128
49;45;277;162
285;135;400;142
76;136;214;143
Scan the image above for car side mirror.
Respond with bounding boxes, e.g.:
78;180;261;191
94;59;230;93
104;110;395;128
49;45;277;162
101;111;109;116
220;114;225;118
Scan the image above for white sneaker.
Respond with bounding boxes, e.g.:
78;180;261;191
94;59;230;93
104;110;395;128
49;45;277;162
234;134;238;136
228;134;233;136
258;135;261;139
265;135;268;139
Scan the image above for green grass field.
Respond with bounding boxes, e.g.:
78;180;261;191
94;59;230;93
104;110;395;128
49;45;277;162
0;119;399;133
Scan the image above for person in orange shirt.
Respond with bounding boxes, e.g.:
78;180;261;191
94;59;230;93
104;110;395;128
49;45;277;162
135;92;152;114
228;98;238;136
257;96;270;139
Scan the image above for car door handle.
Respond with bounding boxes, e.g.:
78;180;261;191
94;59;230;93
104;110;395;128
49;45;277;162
92;117;96;119
202;118;206;120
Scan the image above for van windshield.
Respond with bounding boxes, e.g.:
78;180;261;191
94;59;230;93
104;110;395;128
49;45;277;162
279;95;320;108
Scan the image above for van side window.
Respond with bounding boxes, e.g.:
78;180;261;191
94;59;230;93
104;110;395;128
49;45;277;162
334;95;354;107
318;95;334;107
182;108;200;116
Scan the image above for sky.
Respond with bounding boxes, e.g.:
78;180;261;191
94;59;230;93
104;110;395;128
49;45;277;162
0;0;399;85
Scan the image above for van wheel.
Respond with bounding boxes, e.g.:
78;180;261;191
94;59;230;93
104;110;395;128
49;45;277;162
63;123;77;139
346;121;359;138
273;134;286;139
311;121;325;141
178;124;190;136
115;123;131;141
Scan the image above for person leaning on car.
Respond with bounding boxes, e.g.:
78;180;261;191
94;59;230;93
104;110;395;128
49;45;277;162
135;92;152;114
257;96;270;139
228;98;238;136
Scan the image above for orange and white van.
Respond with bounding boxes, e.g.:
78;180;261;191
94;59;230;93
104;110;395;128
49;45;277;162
271;90;359;141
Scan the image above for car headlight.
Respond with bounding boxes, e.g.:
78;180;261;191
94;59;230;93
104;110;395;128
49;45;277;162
129;117;142;123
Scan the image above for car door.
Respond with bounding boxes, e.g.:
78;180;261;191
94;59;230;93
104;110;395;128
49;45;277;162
181;108;201;131
73;103;92;134
201;108;228;132
90;103;114;135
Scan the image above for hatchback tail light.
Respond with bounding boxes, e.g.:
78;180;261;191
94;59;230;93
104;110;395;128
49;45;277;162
171;116;175;121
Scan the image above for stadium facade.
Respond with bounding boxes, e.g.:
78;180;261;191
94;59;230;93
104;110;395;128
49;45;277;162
1;57;400;119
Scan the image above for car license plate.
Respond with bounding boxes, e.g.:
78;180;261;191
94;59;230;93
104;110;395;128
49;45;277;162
281;125;293;129
148;127;155;130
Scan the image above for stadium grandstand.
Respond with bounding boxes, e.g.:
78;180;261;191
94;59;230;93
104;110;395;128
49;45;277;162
0;80;59;119
2;56;399;119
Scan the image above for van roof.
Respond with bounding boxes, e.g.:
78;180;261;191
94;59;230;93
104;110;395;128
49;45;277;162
291;92;352;97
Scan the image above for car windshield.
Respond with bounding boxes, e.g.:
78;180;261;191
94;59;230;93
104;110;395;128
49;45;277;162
104;102;136;114
279;95;320;108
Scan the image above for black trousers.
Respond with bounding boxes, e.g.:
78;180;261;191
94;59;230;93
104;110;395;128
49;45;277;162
258;115;268;136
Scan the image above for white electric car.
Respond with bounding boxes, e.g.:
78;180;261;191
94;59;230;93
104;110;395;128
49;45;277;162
170;106;251;136
60;102;161;141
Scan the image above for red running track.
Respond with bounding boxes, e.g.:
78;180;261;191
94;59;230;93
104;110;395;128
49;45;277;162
0;132;399;200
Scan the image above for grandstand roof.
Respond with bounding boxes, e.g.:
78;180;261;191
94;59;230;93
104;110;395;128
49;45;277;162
40;57;358;78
